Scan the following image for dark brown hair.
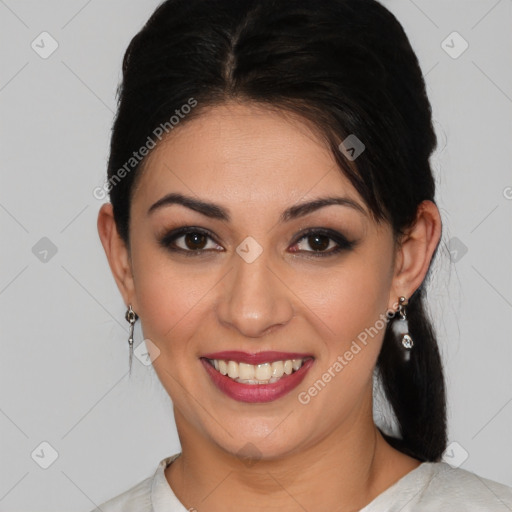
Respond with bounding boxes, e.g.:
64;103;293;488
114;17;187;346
106;0;447;461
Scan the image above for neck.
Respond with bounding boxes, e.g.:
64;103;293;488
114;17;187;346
166;402;419;511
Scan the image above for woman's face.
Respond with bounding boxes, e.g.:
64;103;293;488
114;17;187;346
125;102;400;459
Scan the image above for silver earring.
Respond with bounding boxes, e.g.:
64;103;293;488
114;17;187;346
125;305;138;374
392;296;414;361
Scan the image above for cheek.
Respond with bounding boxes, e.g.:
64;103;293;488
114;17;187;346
129;241;212;354
293;255;393;419
298;254;393;344
297;247;394;396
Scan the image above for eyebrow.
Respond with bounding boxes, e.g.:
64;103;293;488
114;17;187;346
147;192;367;222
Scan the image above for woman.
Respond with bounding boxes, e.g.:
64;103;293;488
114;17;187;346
93;0;512;510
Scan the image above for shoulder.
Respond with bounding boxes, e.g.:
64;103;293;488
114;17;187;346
363;462;512;511
89;475;153;512
89;454;181;512
409;462;512;510
431;462;512;510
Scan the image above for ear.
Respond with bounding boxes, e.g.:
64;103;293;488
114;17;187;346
97;203;136;309
388;200;442;308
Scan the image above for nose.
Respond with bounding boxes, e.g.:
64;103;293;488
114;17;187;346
215;247;295;339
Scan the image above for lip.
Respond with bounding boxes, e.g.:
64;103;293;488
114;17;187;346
201;350;313;365
200;356;315;403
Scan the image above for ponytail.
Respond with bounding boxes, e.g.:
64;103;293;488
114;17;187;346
377;287;447;461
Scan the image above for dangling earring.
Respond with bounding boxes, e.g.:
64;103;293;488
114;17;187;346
125;304;138;374
392;296;414;361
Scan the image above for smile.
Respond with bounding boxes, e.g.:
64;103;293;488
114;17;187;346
207;357;308;384
200;351;315;403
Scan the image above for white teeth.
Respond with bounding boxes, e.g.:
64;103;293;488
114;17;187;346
239;362;255;380
227;361;239;379
218;360;228;375
208;357;307;384
292;359;302;371
271;361;284;378
255;363;272;381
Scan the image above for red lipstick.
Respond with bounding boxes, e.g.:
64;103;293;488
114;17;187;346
201;350;312;365
200;352;314;403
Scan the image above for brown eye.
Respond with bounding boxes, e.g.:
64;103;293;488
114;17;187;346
159;227;223;254
295;233;337;253
306;234;331;252
184;232;208;250
290;228;355;257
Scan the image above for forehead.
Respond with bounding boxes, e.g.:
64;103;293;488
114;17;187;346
133;102;363;210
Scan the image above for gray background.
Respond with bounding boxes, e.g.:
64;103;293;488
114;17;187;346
1;0;511;510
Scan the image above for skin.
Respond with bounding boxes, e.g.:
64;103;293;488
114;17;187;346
98;101;442;511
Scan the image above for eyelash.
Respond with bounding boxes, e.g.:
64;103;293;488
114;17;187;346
158;226;355;258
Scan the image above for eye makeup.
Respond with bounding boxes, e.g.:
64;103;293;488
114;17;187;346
157;225;358;258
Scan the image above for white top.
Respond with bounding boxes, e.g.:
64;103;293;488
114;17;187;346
91;453;512;511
